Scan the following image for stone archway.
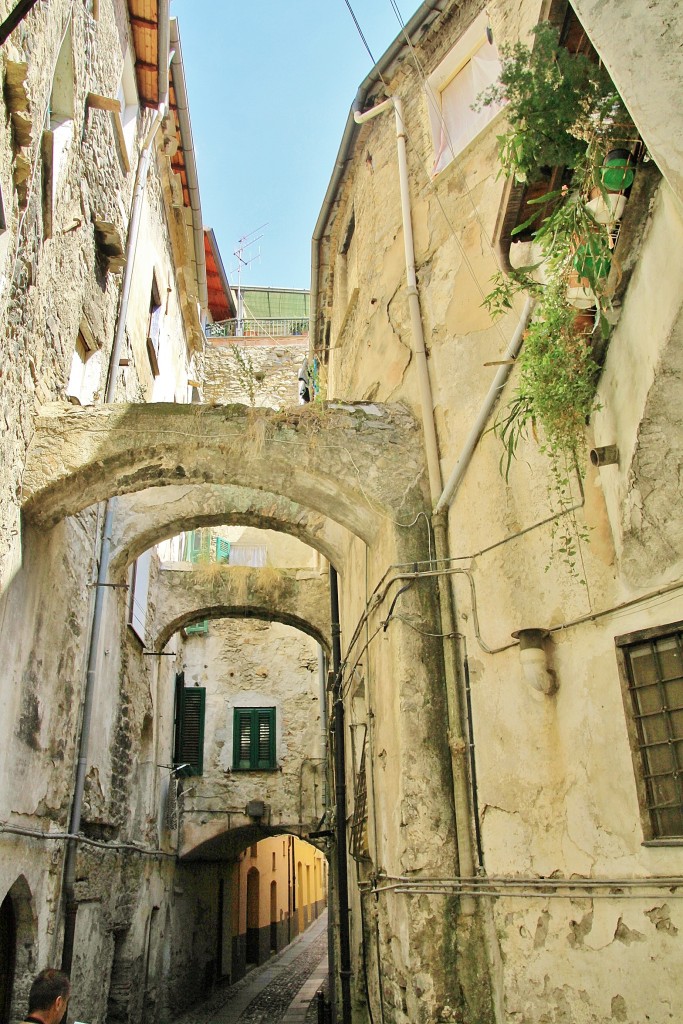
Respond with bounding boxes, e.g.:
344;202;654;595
108;484;348;580
22;402;427;542
152;566;331;652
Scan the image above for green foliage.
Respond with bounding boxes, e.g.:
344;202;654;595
228;343;264;407
517;286;599;456
476;22;629;183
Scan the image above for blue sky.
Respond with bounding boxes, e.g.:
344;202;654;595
170;1;409;291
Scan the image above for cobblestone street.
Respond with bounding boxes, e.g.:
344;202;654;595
173;912;328;1024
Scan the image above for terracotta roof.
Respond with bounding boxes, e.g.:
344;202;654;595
204;230;236;322
127;0;159;108
125;4;190;210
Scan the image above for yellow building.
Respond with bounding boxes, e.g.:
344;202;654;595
229;836;327;979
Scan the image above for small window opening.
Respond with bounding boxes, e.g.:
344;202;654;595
66;325;101;405
147;274;163;376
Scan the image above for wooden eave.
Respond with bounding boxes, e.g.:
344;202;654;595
126;0;160;107
204;230;236;322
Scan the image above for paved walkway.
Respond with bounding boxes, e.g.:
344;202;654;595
173;911;328;1024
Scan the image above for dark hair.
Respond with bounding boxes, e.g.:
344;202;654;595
28;970;71;1013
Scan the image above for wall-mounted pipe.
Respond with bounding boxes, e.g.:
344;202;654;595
435;296;535;514
310;0;447;354
330;566;352;1024
590;444;619;468
170;19;208;316
61;0;171;974
353;93;476;915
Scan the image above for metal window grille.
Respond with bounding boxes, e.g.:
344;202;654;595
620;626;683;838
350;740;370;861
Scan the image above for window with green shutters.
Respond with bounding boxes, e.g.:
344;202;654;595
173;673;206;776
215;537;230;563
233;708;276;770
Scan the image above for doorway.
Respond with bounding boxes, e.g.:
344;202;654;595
0;894;16;1024
246;868;260;965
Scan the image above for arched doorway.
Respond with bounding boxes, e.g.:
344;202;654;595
269;881;277;953
0;893;16;1024
0;877;35;1024
246;868;260;965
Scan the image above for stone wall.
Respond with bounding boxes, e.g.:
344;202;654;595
203;337;307;409
0;4;205;1022
179;617;325;851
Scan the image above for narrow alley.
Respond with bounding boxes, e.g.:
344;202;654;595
173;912;328;1024
1;1;682;1023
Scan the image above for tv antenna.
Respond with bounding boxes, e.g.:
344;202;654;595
233;224;267;336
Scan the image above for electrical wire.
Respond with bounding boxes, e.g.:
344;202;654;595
0;823;176;858
341;0;376;64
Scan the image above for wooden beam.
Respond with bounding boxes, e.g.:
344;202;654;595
130;14;157;30
87;92;121;113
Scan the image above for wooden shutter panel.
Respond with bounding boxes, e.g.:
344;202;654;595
234;710;253;770
177;686;205;775
256;710;275;769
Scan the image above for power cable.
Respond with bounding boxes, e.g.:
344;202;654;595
341;0;376;64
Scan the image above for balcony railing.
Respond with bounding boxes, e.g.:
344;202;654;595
206;317;309;340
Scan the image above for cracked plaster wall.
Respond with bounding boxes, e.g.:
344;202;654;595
317;0;683;1019
179;618;324;847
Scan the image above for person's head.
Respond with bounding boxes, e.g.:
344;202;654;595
27;970;71;1024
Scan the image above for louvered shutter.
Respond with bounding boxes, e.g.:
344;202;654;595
177;687;205;775
235;710;253;770
256;710;275;768
233;708;276;769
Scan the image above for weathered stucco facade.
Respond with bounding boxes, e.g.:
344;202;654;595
2;1;683;1024
311;0;683;1021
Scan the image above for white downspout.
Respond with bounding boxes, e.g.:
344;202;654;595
354;96;476;909
435;296;535;514
355;97;443;505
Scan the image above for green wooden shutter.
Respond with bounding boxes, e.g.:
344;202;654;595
185;619;209;635
177;687;206;775
216;537;230;563
233;708;276;769
256;709;275;768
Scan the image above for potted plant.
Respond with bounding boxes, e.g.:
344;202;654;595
476;22;630;184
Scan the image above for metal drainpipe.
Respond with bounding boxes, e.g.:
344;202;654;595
61;2;171;973
0;0;40;45
330;566;352;1024
353;95;476;913
434;296;535;514
318;644;328;810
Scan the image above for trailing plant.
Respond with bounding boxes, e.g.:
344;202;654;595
476;22;631;183
495;284;600;476
228;343;265;407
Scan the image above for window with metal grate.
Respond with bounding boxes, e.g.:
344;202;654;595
616;622;683;841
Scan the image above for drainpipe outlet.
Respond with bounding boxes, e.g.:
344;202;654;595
511;628;556;695
590;444;619;468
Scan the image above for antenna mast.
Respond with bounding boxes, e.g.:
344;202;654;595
233;224;267;337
